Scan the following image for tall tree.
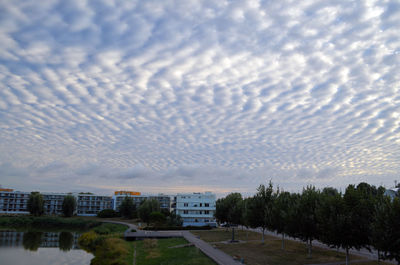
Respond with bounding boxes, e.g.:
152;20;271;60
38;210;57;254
27;192;44;216
62;195;76;217
119;196;137;219
297;186;320;258
223;193;243;242
246;183;274;244
215;197;229;225
272;190;292;249
138;198;160;225
317;188;349;263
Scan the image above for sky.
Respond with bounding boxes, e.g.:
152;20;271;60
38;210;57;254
0;0;399;197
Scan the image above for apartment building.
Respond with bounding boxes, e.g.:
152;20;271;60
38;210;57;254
77;194;112;216
112;191;171;212
0;189;30;214
175;192;217;227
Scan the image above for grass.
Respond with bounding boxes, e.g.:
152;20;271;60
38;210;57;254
191;228;270;242
192;229;393;265
92;222;128;235
134;238;216;265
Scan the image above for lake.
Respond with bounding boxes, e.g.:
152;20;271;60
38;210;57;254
0;230;93;265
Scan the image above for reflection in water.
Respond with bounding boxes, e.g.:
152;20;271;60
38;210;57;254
0;231;80;251
0;231;93;265
22;232;43;251
59;232;73;252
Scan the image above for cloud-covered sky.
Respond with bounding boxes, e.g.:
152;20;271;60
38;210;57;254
0;0;399;196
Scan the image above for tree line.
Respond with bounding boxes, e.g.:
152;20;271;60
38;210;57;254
215;182;400;265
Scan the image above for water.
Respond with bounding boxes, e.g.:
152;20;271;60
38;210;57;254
0;230;93;265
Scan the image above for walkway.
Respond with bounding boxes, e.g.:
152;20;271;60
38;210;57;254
182;231;243;265
100;220;242;265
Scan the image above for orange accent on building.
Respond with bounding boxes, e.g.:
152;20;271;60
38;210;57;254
114;191;141;196
0;188;14;192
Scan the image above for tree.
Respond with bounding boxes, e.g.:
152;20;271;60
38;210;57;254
119;196;137;219
272;190;292;249
22;231;43;251
215;198;229;225
138;199;160;225
62;195;76;217
149;211;166;225
372;197;400;264
222;193;243;242
27;192;44;216
97;209;119;218
317;189;349;262
166;212;183;226
297;186;320;258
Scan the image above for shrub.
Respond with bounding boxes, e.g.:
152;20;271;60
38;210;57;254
97;209;119;218
78;231;101;252
93;223;127;235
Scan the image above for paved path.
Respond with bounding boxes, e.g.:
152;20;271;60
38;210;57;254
182;231;243;265
100;220;242;265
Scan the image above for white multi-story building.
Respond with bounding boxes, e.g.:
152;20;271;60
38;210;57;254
175;192;216;227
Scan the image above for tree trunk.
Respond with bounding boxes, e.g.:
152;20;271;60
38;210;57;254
281;233;285;250
262;228;265;244
307;239;312;259
231;227;235;242
345;248;349;265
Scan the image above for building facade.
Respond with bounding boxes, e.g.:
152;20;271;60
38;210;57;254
175;192;216;227
0;189;30;214
77;194;113;216
112;191;171;212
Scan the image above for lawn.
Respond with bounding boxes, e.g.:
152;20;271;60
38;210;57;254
191;228;274;242
133;238;216;265
192;230;393;265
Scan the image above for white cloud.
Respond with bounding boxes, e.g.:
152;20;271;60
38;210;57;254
0;0;399;195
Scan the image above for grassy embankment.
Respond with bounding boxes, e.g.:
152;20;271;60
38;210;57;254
0;215;101;231
191;229;392;265
79;222;216;265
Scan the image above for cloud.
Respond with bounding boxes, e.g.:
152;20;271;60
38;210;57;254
0;0;399;195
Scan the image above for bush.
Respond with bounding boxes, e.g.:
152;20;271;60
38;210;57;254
78;231;101;252
97;209;119;218
91;238;130;265
93;223;128;235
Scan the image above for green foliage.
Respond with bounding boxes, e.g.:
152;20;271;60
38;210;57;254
0;216;101;230
142;225;212;230
138;199;160;225
78;231;101;252
149;211;166;225
92;223;128;235
59;232;73;251
166;212;183;226
62;195;76;217
91;237;130;265
119;196;137;219
97;209;119;218
27;192;44;216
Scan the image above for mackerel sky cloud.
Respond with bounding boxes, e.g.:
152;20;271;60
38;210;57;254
0;0;399;196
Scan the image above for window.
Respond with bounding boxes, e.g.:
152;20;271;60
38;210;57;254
183;210;188;214
205;210;209;214
184;203;188;207
205;203;209;207
200;203;202;207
